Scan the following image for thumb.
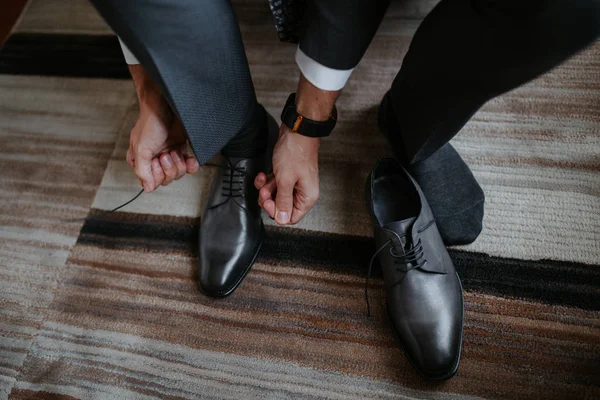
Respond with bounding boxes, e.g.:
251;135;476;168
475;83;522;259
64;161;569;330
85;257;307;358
134;149;156;192
274;177;294;225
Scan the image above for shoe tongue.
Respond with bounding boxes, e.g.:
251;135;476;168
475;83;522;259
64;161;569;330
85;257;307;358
383;217;417;236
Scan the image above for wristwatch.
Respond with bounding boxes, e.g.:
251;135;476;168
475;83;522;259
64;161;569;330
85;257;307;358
281;93;337;138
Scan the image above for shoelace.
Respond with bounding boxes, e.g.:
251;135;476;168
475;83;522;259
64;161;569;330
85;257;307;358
62;163;247;223
61;189;145;223
365;237;426;317
207;162;249;209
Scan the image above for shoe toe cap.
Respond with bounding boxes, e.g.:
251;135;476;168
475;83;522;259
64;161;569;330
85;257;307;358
198;230;263;297
389;290;463;380
198;252;243;297
413;342;461;380
198;272;234;297
398;320;462;380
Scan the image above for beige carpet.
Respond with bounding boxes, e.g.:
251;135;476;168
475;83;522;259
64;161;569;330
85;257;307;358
1;0;599;399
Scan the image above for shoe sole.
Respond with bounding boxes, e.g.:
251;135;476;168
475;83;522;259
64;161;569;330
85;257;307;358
199;222;266;298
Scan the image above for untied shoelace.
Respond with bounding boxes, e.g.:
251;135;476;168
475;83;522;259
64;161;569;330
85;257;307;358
62;163;248;223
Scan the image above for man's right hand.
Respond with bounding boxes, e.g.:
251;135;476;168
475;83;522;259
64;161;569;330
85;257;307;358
126;65;199;192
254;73;340;226
254;123;321;225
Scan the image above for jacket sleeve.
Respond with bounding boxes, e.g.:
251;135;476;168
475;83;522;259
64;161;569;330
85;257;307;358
298;0;389;71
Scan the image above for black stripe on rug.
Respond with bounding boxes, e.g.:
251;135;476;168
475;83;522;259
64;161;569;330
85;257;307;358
0;33;129;78
77;211;600;311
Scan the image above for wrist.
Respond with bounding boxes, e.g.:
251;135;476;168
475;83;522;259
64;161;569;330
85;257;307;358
281;122;320;140
296;74;340;122
296;97;331;122
128;65;170;120
129;65;161;105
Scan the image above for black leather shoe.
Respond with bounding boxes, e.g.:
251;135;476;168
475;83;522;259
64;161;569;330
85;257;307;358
198;116;278;297
366;158;464;380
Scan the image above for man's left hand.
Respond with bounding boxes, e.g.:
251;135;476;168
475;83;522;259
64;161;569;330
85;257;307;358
254;124;320;225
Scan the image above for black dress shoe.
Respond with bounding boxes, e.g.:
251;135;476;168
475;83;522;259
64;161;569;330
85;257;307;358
366;158;464;380
198;116;278;297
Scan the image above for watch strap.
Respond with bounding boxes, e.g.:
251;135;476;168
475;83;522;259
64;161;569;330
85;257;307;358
281;93;337;138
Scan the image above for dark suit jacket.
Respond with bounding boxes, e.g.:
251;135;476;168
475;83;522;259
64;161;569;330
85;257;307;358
299;0;389;70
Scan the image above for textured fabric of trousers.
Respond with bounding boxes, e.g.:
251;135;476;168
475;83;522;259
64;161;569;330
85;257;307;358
388;0;600;164
90;0;257;164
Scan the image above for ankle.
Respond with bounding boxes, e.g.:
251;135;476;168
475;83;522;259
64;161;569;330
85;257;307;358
221;104;268;158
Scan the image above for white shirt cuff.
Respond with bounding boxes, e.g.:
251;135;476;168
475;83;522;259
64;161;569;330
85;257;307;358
118;37;140;65
295;47;353;91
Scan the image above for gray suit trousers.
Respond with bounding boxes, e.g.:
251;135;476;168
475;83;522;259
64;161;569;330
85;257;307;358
91;0;257;164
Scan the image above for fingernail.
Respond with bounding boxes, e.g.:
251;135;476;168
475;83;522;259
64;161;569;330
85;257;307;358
276;211;290;224
172;152;181;162
162;156;172;167
190;158;199;168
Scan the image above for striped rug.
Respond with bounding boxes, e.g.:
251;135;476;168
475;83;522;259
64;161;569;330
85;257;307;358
1;0;599;399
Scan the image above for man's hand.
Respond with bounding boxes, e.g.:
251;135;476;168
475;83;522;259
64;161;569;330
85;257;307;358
254;125;320;225
126;65;199;192
255;73;341;225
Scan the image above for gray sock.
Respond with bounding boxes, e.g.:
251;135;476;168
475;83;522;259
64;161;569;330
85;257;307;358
379;93;485;245
409;144;485;245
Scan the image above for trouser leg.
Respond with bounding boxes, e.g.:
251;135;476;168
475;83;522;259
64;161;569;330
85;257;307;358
381;0;599;244
388;0;600;163
91;0;268;162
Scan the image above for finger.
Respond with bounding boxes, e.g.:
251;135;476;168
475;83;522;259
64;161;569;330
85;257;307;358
170;149;187;180
186;156;199;174
159;153;177;185
254;172;268;190
180;145;199;174
258;177;276;208
289;207;305;226
134;148;155;192
126;148;135;169
274;176;295;225
151;158;165;188
262;198;276;219
290;189;319;225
